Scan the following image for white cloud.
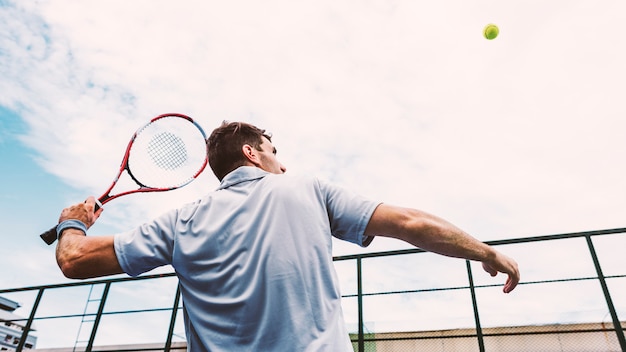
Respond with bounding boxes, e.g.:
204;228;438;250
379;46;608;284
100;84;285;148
2;0;625;264
4;1;624;243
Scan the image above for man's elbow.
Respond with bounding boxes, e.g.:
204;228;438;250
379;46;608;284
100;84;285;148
398;209;437;235
56;243;90;279
57;256;88;279
368;206;435;241
55;234;121;279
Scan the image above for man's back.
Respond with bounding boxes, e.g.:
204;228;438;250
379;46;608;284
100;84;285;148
115;166;379;351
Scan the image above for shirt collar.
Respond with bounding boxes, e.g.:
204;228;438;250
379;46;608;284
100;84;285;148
217;166;269;190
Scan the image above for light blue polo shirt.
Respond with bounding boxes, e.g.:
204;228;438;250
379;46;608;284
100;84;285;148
114;166;380;351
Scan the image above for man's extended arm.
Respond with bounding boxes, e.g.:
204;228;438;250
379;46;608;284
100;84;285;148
364;204;519;293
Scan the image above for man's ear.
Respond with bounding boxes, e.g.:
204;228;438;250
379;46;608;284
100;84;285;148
242;144;260;166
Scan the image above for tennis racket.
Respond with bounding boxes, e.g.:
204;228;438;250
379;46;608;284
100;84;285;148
40;113;208;245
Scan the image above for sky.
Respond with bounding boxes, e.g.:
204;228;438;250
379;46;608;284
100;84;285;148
1;0;625;347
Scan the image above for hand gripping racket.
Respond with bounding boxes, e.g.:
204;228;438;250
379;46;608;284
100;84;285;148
40;113;208;245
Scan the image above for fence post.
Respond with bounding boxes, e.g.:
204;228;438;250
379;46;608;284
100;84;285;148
357;257;365;352
466;260;485;352
165;284;182;352
85;282;111;352
585;235;626;350
16;288;44;352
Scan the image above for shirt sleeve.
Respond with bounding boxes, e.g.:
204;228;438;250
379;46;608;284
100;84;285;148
114;209;178;277
318;179;381;247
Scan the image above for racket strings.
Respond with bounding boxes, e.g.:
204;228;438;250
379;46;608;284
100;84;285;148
129;116;207;188
148;132;188;170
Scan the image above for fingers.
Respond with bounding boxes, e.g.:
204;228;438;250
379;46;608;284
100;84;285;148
59;203;88;224
59;196;102;228
85;196;96;208
85;196;103;223
482;262;498;277
482;252;520;294
503;276;516;294
502;266;520;293
502;256;520;293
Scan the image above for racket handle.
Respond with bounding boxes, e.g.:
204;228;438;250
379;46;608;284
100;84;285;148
40;226;58;245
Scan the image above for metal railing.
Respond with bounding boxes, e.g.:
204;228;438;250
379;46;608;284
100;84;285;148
1;228;625;352
337;228;626;352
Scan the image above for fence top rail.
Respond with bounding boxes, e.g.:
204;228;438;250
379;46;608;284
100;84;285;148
2;227;624;294
334;227;626;261
0;272;177;294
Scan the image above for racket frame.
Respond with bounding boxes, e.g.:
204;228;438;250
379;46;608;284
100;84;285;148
40;113;208;245
97;113;208;206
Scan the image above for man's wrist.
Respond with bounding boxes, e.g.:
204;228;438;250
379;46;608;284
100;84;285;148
56;219;88;239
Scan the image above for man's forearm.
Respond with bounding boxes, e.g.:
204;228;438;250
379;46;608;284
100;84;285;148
56;230;123;279
365;203;520;293
373;205;495;261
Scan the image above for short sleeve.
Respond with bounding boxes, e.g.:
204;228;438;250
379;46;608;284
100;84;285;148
318;179;380;247
114;209;178;277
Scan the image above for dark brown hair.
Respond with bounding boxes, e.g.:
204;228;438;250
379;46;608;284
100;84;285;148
207;121;272;180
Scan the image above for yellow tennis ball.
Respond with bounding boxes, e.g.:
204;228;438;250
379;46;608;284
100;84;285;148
483;24;499;40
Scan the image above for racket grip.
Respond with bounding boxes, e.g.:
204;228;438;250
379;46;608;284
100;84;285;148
40;226;58;245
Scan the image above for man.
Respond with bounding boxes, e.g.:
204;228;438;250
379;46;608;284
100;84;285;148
55;121;519;351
